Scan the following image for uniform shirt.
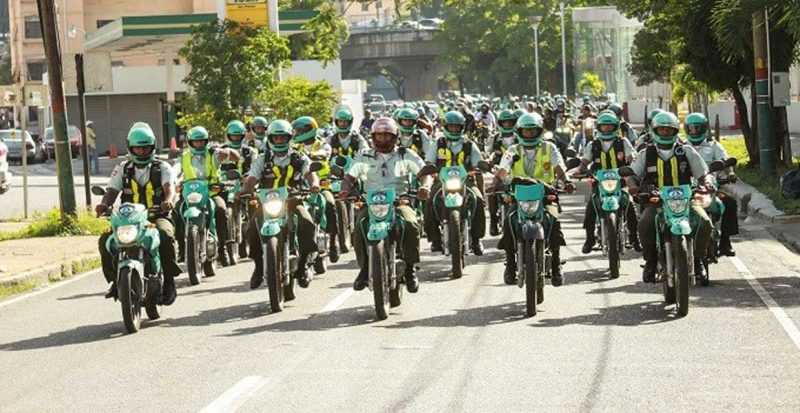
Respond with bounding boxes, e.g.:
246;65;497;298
399;130;432;155
175;147;227;180
580;138;636;163
107;159;175;192
295;138;332;160
246;150;311;180
348;148;425;195
488;133;518;153
473;111;497;129
498;142;566;177
424;137;483;169
630;144;709;180
690;139;728;164
327;132;369;156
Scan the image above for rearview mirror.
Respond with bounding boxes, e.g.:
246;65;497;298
477;160;492;172
309;161;324;172
725;157;738;168
565;157;582;170
565;148;577;158
417;164;437;179
618;166;635;177
709;160;725;173
224;169;241;180
91;185;106;196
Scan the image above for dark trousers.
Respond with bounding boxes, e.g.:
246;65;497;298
247;197;317;275
353;205;421;269
719;190;739;237
321;190;339;240
638;204;712;263
583;191;638;241
424;181;486;245
99;217;181;283
175;195;228;256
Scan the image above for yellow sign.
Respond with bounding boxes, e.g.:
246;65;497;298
226;0;268;27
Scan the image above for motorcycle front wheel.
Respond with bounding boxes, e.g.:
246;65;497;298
604;213;620;279
522;240;538;317
673;235;690;317
370;241;389;320
264;237;284;313
118;267;142;334
187;225;203;285
448;209;463;279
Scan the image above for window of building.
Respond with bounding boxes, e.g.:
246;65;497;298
96;19;114;29
25;16;42;39
27;61;45;81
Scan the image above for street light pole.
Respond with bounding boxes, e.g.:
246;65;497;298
528;16;542;97
560;2;568;97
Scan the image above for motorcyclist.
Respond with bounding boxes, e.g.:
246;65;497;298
96;123;182;304
636;109;664;150
248;116;270;151
474;102;497;130
174;126;240;266
396;107;431;156
328;106;370;157
290;116;341;263
340;117;432;292
359;109;374;134
495;112;574;286
684;112;738;256
579;111;641;254
424;110;487;255
241;119;321;289
630;111;712;282
607;103;637;142
486;109;521;236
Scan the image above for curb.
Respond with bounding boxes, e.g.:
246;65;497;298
767;227;800;254
0;254;101;291
725;182;800;224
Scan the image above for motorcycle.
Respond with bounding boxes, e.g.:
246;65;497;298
590;168;627;279
221;168;248;265
436;165;472;278
551;115;574;158
473;121;491;152
92;186;163;334
181;179;218;285
364;189;409;320
693;158;738;286
572;117;595;154
329;155;355;253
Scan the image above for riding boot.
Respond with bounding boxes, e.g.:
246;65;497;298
718;235;736;257
404;266;420;293
489;215;501;236
551;246;564;287
582;227;596;254
160;274;177;306
329;237;340;263
503;252;517;285
296;254;312;288
353;267;369;291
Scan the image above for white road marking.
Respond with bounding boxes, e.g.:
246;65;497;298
320;288;355;313
199;376;270;413
730;256;800;351
0;269;101;309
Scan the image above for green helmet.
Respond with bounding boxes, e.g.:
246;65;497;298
442;111;466;141
513;108;527;119
291;116;318;143
684;112;708;144
651;112;680;146
267;119;293;153
516;112;544;147
396;107;419;134
646;109;664;132
251;116;269;137
225;120;247;149
187;126;210;155
127;124;156;165
334;107;353;134
497;109;518;134
595;111;620;141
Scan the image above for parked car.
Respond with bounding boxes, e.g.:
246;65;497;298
418;18;443;29
0;139;10;194
44;125;83;160
397;20;420;30
0;129;40;164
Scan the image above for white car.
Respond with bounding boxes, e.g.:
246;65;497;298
0;139;10;194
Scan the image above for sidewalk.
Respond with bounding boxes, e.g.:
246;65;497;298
0;235;100;295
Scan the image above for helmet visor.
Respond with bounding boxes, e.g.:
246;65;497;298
520;127;543;139
598;124;617;134
131;146;153;157
686;124;705;136
399;119;415;128
654;126;677;138
227;134;244;143
270;134;291;145
293;125;313;137
252;125;266;135
446;123;464;134
335;119;351;129
500;119;516;129
190;140;208;150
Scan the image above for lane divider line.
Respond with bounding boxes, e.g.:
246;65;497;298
730;256;800;351
199;376;270;413
320;288;355;313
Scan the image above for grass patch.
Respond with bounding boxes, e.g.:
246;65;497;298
721;137;800;215
0;279;40;299
0;209;109;241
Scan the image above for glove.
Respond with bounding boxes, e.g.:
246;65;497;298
95;203;108;217
418;187;430;201
160;200;174;213
564;181;576;194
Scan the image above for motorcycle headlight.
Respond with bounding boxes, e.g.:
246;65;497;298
263;199;284;217
519;200;541;215
369;204;390;218
186;192;203;204
667;199;689;214
116;224;139;245
445;177;463;192
600;179;619;192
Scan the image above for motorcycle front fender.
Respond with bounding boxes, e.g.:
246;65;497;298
117;259;145;281
601;195;620;212
260;220;283;237
444;192;464;208
521;221;544;241
183;206;203;220
367;221;392;241
669;217;693;236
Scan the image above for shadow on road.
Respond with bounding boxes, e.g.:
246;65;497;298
225;305;375;335
531;300;679;328
379;301;528;329
153;301;266;328
0;321;125;351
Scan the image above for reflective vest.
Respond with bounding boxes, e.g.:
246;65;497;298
182;149;219;194
260;151;305;189
220;144;255;174
642;144;692;188
120;161;163;209
590;139;628;170
330;133;362;157
400;132;426;156
435;138;474;168
511;144;554;184
294;139;330;179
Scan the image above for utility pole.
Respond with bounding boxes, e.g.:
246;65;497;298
37;0;76;217
75;54;91;208
753;10;775;177
560;2;568;97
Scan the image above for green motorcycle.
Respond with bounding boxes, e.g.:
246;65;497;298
181;179;218;285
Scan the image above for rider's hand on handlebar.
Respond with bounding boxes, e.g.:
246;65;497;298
727;174;738;184
95;203;108;217
564;181;576;194
418;186;430;201
310;184;321;194
160;200;174;213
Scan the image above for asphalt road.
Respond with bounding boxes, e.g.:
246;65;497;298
2;191;800;412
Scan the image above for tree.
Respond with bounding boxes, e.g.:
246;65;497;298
577;71;606;96
0;42;12;85
258;77;340;124
281;0;349;64
179;19;291;132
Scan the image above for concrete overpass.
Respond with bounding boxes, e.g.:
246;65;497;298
341;28;447;100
